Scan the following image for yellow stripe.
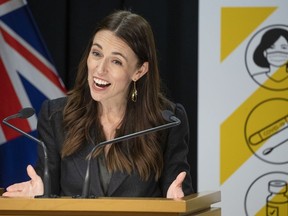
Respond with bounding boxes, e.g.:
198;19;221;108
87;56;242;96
221;7;277;62
221;72;288;184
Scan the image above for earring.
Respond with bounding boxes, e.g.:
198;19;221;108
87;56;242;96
131;81;137;102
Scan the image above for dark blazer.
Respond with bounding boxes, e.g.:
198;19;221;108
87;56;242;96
35;97;193;197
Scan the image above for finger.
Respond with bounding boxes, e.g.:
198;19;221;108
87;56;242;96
175;171;186;187
2;190;25;197
6;182;28;192
5;190;34;198
26;165;39;180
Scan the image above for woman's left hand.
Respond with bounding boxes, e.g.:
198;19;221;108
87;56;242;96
166;171;186;199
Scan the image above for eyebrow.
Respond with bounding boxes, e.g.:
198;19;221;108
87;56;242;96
92;43;128;62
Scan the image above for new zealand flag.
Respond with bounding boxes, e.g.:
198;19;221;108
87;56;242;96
0;0;66;188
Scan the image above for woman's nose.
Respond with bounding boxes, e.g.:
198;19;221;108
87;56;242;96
96;58;108;74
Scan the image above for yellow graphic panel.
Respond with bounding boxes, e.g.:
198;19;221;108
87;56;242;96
220;106;252;185
221;70;288;184
221;7;277;62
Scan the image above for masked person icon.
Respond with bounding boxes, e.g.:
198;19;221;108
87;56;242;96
252;28;288;90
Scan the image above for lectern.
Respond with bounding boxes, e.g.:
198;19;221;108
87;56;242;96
0;191;220;216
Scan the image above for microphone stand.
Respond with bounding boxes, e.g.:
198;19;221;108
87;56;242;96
80;111;181;198
2;109;52;198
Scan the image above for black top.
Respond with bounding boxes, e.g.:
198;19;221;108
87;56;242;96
35;97;194;197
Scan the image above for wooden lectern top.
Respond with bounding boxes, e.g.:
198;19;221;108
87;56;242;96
0;191;221;216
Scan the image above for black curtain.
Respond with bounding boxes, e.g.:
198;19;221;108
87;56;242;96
27;0;199;191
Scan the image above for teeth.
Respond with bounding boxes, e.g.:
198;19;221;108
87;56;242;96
93;78;111;87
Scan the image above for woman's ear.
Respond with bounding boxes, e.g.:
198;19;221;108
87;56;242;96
133;62;149;81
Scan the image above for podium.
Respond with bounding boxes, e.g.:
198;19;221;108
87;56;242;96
0;191;220;216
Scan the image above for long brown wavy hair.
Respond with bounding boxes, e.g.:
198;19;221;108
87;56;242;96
62;10;171;180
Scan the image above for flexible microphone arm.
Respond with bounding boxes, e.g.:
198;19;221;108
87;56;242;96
2;108;51;198
80;110;181;198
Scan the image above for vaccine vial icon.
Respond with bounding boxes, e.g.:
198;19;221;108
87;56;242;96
266;180;288;216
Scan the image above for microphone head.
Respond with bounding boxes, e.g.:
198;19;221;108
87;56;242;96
18;107;35;119
162;110;181;124
162;110;175;122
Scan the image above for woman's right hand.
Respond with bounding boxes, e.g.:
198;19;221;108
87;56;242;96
2;165;44;197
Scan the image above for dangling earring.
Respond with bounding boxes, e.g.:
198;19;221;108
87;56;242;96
131;80;137;102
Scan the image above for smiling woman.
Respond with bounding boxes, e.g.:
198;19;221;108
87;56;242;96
26;0;198;191
3;10;194;199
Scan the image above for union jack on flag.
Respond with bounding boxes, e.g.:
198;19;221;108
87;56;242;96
0;0;66;188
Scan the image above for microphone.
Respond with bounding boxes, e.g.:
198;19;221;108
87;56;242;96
79;110;181;198
2;107;52;198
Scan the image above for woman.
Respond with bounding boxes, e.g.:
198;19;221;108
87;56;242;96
3;10;193;198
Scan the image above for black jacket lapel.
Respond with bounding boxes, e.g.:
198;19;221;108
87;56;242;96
107;170;128;196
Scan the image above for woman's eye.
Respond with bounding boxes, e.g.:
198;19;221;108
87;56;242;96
112;60;122;66
92;51;101;57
